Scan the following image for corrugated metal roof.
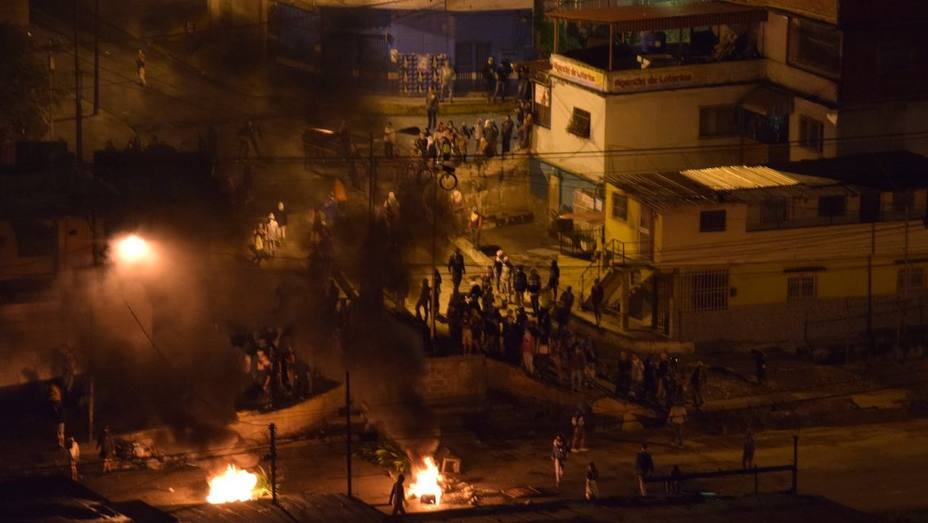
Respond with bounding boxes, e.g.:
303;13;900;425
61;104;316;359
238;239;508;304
680;166;800;191
548;1;767;31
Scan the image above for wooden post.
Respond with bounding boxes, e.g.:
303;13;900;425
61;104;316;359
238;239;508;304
345;372;352;498
269;423;278;504
608;24;615;71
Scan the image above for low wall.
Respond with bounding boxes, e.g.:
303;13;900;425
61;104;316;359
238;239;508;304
421;355;487;403
230;384;345;443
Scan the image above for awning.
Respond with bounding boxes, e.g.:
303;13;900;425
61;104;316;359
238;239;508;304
740;85;792;117
548;1;767;32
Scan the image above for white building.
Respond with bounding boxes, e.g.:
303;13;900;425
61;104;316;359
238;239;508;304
528;0;928;228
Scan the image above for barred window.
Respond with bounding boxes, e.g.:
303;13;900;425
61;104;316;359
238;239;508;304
898;267;925;294
787;275;816;301
567;108;591;138
681;270;729;312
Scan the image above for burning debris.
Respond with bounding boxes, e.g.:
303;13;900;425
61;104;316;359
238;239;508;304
408;457;444;505
206;464;259;504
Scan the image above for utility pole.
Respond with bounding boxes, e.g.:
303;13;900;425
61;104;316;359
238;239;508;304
93;0;100;115
48;41;56;139
431;182;438;342
87;378;94;444
790;435;799;494
867;222;875;355
73;0;83;164
345;372;352;498
269;423;278;504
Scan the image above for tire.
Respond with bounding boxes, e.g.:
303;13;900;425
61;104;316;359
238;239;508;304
439;172;458;191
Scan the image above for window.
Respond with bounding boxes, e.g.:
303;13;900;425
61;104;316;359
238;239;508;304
788;17;842;78
759;198;788;227
898;267;925;294
682;270;729;312
12;220;57;258
799;115;824;152
893;191;914;214
787;275;816;301
699;210;726;232
611;192;628;221
533;83;551;128
817;195;846;219
567;107;591;138
699;105;740;138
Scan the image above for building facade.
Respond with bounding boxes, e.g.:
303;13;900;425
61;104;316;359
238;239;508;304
529;0;928;230
599;152;928;345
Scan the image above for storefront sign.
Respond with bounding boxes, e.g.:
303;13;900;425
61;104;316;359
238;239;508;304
608;60;765;94
550;55;606;91
612;71;696;92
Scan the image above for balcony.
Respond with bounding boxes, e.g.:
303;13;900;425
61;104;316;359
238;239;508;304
548;1;768;93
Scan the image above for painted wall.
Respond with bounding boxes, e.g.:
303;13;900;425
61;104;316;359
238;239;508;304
535;78;608;178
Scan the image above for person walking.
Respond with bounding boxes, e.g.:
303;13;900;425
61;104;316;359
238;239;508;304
415;278;431;323
482;57;496;102
388;474;406;515
548;258;560;300
384;121;396;158
551;434;569;488
590;278;604;328
585;462;600;501
667;402;687;448
67;437;80;481
440;61;455;102
426;88;439;130
635;442;654;496
448;248;466;292
500;115;514;157
742;429;755;469
98;426;115;474
136;49;147;87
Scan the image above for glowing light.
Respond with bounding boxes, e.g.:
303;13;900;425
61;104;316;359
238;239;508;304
115;235;150;264
206;464;258;504
408;456;444;505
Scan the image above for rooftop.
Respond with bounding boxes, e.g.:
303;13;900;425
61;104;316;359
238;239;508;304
607;151;928;208
548;1;767;31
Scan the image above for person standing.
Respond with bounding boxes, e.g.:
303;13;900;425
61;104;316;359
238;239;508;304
67;437;80;481
551;434;569;488
388;474;406;515
415;278;431;323
440;61;455;102
432;268;442;315
48;382;65;448
585;462;600;501
528;268;541;316
493;58;510;102
742;429;755;469
276;202;288;242
590;278;604;328
426;88;440;130
136;49;147;87
513;265;528;307
667;402;687;448
571;408;587;451
500;115;514;157
468;207;483;247
548;259;560;300
98;426;115;474
690;361;707;407
483;57;496;102
635;442;654;496
266;213;280;257
384;121;396;158
500;256;513;304
521;327;535;375
448;248;466;292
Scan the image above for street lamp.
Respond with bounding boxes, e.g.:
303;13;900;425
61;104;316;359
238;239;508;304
114;234;151;265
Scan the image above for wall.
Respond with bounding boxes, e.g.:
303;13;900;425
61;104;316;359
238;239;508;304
420;355;486;403
735;0;837;23
0;0;28;25
604;185;655;260
534;78;608;179
604;84;758;175
789;96;838;161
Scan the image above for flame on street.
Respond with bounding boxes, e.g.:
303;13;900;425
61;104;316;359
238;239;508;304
206;464;258;504
407;456;444;505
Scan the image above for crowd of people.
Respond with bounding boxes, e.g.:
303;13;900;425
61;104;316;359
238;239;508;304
233;326;316;411
249;201;289;265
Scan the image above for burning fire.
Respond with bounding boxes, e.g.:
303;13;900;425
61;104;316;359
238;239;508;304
407;457;444;505
206;464;258;504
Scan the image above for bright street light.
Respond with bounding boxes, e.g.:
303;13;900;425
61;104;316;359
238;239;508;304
114;234;150;265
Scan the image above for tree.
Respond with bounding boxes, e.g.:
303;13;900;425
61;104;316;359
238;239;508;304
0;23;56;144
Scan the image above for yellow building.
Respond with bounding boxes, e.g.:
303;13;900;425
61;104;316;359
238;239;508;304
595;151;928;345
